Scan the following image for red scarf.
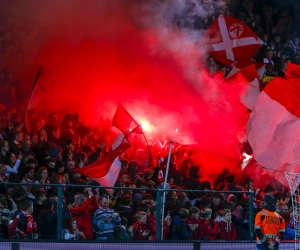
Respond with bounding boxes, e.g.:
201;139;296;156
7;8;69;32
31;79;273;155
21;210;38;233
38;179;50;192
23;177;33;192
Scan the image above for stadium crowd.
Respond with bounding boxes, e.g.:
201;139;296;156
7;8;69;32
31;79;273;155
0;0;299;242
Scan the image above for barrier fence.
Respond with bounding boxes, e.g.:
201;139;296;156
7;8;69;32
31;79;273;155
0;183;254;243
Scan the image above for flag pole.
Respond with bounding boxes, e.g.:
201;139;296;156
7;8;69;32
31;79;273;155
161;139;173;240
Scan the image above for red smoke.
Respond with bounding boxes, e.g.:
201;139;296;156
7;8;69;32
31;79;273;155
1;0;250;180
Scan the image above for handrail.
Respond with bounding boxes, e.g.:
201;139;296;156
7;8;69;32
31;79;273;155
2;182;254;241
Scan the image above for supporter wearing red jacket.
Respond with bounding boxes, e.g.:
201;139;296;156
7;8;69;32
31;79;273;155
68;189;98;239
219;209;236;240
133;211;152;240
201;208;219;240
186;206;203;240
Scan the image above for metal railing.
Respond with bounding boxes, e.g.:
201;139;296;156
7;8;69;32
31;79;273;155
1;182;255;242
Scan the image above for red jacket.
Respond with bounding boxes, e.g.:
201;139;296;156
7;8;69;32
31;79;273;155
69;196;99;239
202;219;219;240
151;219;170;240
147;215;156;238
133;221;150;240
186;217;203;240
8;217;26;239
219;219;236;240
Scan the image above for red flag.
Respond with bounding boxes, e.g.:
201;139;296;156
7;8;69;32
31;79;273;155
112;104;142;134
201;15;263;66
227;64;261;110
73;136;130;188
27;67;54;111
247;63;300;175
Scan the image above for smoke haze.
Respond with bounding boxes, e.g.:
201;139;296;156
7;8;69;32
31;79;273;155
0;0;250;178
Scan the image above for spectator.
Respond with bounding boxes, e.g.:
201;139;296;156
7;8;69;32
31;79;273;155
32;190;47;218
93;194;121;240
17;199;39;239
0;140;9;164
34;167;50;192
219;209;237;240
186;206;203;240
201;208;219;240
37;198;57;239
68;189;98;239
8;131;23;157
116;194;134;226
63;218;86;240
20;166;35;198
171;208;195;240
114;217;133;240
133;211;152;240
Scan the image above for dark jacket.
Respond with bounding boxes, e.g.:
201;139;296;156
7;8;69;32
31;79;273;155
171;216;193;240
37;209;58;239
114;225;133;240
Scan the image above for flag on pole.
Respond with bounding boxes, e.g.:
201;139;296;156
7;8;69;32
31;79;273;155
112;104;142;134
73;135;130;189
247;63;300;173
201;15;263;67
27;67;54;111
227;64;261;110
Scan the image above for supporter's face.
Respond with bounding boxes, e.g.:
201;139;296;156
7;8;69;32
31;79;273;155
31;135;38;145
139;215;147;224
193;212;200;219
213;198;220;206
48;162;55;169
224;213;232;222
23;141;31;151
17;133;23;142
262;34;268;42
280;206;289;216
28;204;34;214
75;195;84;206
71;220;77;230
2;142;9;152
58;166;65;174
27;170;34;179
68;143;76;151
0;165;7;174
101;198;110;209
266;51;273;59
275;36;280;43
67;161;75;170
41;170;48;179
52;129;60;139
10;154;16;163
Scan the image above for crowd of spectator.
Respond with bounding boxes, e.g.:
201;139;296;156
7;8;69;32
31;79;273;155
0;109;296;241
0;0;299;242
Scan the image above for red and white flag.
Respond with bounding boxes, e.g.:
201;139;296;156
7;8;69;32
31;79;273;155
247;63;300;174
201;15;263;67
227;62;265;80
73;135;130;190
227;64;261;110
112;104;142;135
